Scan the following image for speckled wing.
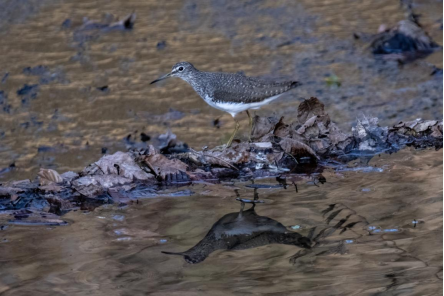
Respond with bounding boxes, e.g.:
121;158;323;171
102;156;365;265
211;73;301;104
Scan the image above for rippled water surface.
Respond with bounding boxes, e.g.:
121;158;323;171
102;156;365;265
0;0;442;181
0;0;442;295
0;149;442;295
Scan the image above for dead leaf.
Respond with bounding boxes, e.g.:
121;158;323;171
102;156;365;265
279;138;319;160
413;120;438;133
139;152;188;181
430;125;443;138
328;124;351;145
251;116;278;141
296;115;319;136
45;196;74;211
93;151;153;180
297;97;326;124
202;143;250;167
39;184;62;192
38;168;63;185
60;171;79;183
309;139;330;155
273;116;290;138
72;175;132;197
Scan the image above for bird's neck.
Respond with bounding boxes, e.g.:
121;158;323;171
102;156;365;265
181;71;207;98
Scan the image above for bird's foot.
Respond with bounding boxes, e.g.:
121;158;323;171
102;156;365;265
236;197;265;204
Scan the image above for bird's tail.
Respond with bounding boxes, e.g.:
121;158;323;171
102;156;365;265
290;81;302;89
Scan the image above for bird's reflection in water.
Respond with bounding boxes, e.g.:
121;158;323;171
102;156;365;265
162;196;312;264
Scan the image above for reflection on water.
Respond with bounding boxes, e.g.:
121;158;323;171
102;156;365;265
0;0;442;181
0;0;442;294
162;201;312;264
0;149;441;295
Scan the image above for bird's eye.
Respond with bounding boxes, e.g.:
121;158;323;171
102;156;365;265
178;67;184;71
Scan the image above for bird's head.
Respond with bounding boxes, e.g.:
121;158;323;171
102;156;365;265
150;61;197;84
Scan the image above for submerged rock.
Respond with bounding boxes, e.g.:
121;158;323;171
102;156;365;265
76;12;136;32
370;19;441;62
17;84;39;104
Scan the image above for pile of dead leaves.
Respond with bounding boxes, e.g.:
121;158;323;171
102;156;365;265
0;97;441;217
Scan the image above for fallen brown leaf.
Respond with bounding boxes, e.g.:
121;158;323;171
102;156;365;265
279;138;319;160
38;168;63;185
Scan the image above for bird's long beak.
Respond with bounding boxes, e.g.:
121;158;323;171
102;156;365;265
161;251;185;256
150;72;172;84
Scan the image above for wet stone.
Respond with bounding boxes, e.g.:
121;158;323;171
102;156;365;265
61;18;71;29
156;41;167;50
17;84;39;103
96;85;109;92
140;133;151;142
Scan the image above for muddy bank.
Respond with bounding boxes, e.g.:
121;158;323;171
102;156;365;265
0;0;441;183
0;97;441;222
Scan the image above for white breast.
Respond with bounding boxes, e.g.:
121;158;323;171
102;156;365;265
203;94;282;117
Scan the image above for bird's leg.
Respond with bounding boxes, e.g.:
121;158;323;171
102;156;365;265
238;201;245;218
246;110;253;142
226;119;240;147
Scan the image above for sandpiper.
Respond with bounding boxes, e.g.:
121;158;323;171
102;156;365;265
151;62;301;146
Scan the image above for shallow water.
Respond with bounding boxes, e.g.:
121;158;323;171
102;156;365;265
0;148;441;295
0;1;442;294
0;0;442;181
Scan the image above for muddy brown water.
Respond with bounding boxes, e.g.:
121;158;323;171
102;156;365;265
0;149;442;295
0;0;442;295
0;0;442;181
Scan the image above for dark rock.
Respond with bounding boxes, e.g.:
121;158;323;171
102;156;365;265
431;66;443;76
17;84;39;105
140;133;151;142
61;18;71;29
96;85;109;92
156;41;167;50
213;118;221;129
370;20;441;62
